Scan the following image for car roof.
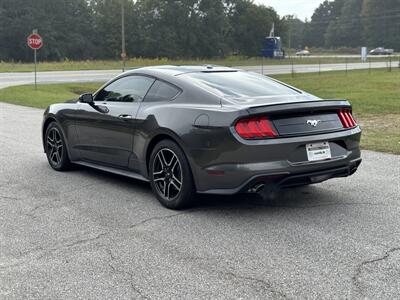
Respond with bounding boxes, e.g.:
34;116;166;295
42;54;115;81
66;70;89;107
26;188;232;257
125;65;239;76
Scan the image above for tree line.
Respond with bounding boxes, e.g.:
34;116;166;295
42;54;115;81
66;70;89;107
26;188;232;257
0;0;284;61
0;0;399;62
286;0;400;51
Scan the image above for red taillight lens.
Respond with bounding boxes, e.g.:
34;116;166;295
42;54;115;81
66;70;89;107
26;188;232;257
338;109;357;128
235;117;277;139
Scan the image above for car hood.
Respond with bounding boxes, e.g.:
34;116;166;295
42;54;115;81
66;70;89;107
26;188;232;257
220;93;321;109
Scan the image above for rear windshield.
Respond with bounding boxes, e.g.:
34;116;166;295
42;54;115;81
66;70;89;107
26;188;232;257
181;71;300;98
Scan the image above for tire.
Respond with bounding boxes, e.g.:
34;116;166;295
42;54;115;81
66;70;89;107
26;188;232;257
149;139;195;209
45;122;72;171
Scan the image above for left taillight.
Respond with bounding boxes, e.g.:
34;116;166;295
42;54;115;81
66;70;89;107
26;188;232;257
235;117;277;139
338;109;357;128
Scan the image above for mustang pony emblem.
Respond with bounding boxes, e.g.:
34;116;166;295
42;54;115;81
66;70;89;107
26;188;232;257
307;120;322;127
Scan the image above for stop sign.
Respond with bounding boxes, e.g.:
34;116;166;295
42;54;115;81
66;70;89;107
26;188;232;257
27;33;43;50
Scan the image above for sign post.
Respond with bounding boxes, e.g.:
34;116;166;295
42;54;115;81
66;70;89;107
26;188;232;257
361;47;367;62
121;0;126;72
27;30;43;90
121;52;127;72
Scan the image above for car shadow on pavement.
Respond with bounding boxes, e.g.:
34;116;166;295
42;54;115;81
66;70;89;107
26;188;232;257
194;186;330;210
69;164;339;212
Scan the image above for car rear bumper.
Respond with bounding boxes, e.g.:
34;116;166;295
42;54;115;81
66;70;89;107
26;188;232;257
191;127;362;194
202;157;361;195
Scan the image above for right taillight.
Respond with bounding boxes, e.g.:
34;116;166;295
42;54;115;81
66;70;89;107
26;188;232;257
338;109;357;128
235;117;277;139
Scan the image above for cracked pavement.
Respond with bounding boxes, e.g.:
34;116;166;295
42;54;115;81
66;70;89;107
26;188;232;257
0;102;399;299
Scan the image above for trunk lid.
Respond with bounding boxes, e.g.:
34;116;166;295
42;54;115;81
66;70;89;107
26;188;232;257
271;112;343;136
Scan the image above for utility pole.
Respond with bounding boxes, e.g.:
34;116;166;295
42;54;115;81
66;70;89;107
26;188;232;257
121;0;126;72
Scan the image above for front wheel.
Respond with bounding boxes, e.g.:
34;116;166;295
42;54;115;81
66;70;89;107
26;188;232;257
45;122;71;171
149;140;195;209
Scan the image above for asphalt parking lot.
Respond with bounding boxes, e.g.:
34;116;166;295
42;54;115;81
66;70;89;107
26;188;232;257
0;102;399;299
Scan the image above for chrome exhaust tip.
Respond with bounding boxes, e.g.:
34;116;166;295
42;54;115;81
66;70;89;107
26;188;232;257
248;183;265;193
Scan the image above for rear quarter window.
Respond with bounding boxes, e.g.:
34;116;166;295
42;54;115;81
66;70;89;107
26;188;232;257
144;80;181;102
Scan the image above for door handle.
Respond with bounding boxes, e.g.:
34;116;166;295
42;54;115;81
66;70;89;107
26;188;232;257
119;114;133;119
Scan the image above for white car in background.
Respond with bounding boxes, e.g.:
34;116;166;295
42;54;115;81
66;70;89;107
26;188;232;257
369;47;394;55
296;50;311;56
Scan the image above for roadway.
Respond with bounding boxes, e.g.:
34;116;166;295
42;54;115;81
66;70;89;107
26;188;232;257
0;60;398;89
1;102;399;298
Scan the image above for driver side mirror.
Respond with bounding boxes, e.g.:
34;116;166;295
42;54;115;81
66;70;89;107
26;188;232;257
79;93;94;104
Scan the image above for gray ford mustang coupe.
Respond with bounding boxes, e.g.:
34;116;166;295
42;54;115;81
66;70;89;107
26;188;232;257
42;66;361;209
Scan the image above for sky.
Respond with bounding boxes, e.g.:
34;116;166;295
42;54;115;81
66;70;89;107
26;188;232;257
254;0;325;20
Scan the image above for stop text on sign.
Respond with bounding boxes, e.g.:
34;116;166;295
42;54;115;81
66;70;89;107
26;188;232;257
27;34;43;50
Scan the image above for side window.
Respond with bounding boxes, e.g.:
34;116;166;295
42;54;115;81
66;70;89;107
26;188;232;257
144;80;180;102
95;76;155;103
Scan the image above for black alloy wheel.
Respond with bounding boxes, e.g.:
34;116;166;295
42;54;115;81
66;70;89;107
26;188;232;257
152;148;183;200
45;122;71;171
149;140;195;209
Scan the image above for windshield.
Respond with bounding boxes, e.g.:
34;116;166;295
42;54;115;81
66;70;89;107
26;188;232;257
181;71;300;98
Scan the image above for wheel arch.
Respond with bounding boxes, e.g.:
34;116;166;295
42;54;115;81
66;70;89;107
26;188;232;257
42;116;72;160
145;131;198;190
42;116;57;151
146;132;182;171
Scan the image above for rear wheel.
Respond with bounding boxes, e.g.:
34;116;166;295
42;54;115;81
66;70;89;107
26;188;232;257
149;140;195;209
45;122;71;171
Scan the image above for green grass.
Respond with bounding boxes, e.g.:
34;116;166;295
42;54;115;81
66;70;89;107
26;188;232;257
0;68;399;154
272;69;400;154
0;82;101;108
0;55;397;72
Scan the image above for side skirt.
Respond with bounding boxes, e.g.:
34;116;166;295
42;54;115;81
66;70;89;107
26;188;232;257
72;160;150;182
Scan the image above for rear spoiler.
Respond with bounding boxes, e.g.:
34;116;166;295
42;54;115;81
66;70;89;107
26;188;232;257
246;100;352;116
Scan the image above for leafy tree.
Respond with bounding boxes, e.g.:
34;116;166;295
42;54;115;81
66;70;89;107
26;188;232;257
128;0;280;58
229;0;281;56
336;0;363;47
89;0;135;59
304;1;333;47
131;0;201;58
0;0;97;61
0;0;34;61
282;15;306;49
42;0;97;60
2;0;398;61
324;0;351;47
361;0;400;50
196;0;232;57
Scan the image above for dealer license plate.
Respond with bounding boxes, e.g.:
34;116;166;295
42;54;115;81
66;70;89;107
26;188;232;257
306;142;332;161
